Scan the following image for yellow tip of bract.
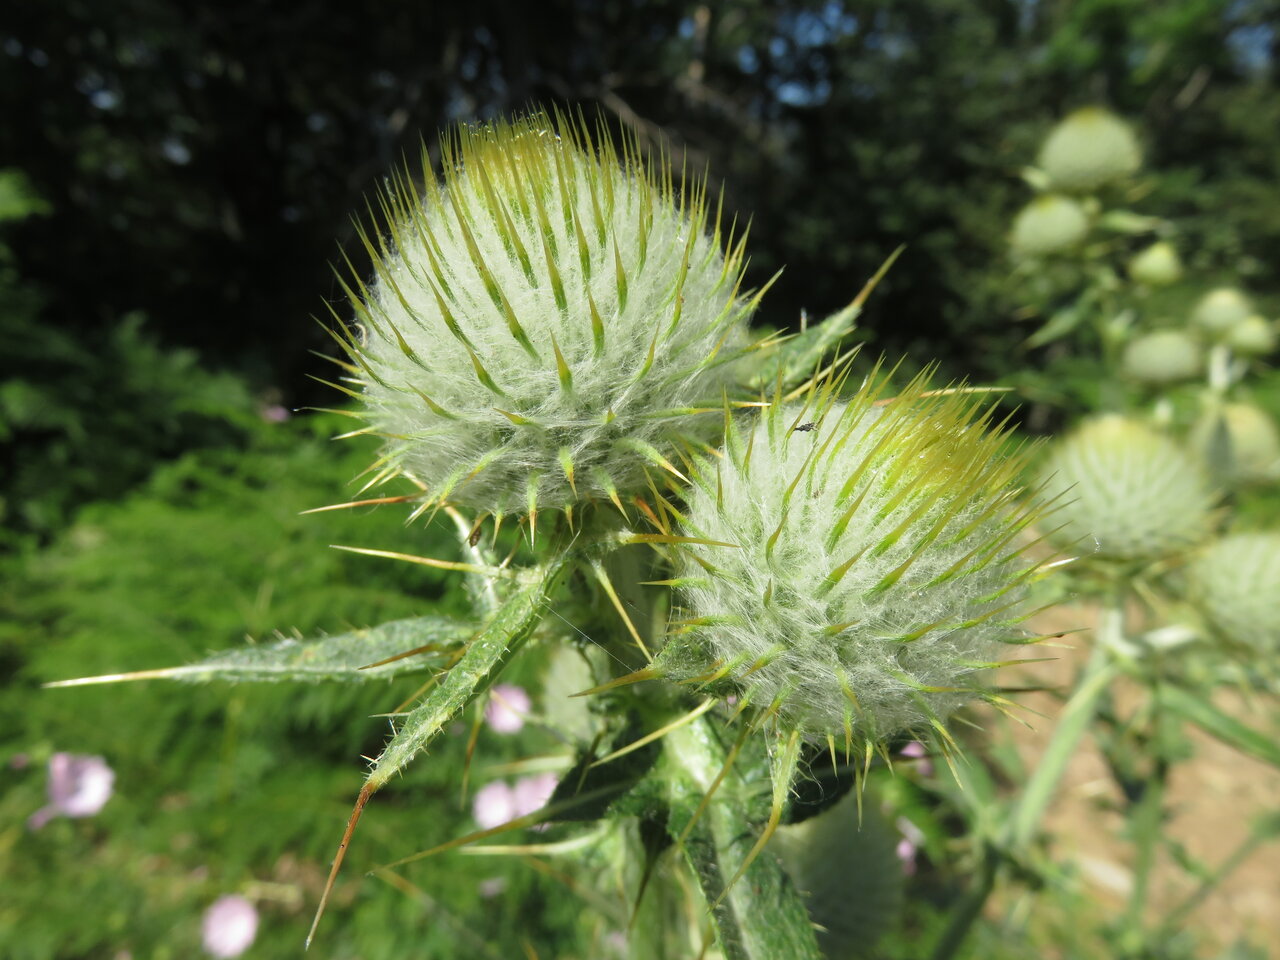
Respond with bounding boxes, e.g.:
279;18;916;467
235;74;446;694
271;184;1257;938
340;108;758;516
660;371;1043;750
1038;106;1141;193
1037;415;1216;562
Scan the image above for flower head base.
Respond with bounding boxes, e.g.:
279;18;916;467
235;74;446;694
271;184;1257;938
658;371;1044;749
1187;532;1280;652
1121;330;1201;386
1128;241;1182;286
1037;107;1141;193
1010;194;1089;258
1036;415;1215;562
27;752;115;830
338;110;760;517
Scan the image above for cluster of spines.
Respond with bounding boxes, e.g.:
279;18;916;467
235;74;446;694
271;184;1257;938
317;108;771;530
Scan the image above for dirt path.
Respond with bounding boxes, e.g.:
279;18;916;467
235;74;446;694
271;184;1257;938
988;605;1280;956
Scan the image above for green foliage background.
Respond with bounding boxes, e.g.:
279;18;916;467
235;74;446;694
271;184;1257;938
2;2;1278;957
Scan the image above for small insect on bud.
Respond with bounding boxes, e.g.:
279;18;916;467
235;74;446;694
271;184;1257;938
335;109;763;518
1037;107;1141;193
657;371;1046;756
1036;415;1216;562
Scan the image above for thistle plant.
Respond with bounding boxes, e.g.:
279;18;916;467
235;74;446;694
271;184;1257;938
658;371;1045;763
332;110;765;520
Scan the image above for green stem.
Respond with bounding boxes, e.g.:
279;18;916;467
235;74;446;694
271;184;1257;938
1006;636;1120;851
928;843;998;960
1120;757;1166;947
662;718;823;960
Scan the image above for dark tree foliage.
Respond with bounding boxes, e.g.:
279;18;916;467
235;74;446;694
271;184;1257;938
0;0;1276;520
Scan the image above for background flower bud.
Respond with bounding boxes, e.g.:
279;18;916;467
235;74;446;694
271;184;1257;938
659;374;1041;748
1010;194;1089;257
1190;403;1280;486
1127;241;1182;286
1225;315;1276;357
1121;329;1201;385
1191;287;1252;337
1037;107;1141;193
343;110;759;517
1037;415;1215;561
1186;532;1280;652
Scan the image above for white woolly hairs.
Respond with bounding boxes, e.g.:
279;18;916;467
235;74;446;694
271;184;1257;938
660;375;1043;746
339;110;760;518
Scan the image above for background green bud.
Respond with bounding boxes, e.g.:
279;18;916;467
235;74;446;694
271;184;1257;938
1037;415;1215;562
1121;329;1201;385
341;110;759;517
1225;315;1277;357
1191;287;1252;337
1010;194;1089;257
1187;532;1280;651
1190;403;1280;486
1037;107;1141;193
1127;241;1182;286
660;374;1041;748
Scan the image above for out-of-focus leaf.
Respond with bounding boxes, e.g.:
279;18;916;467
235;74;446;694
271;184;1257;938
1160;684;1280;768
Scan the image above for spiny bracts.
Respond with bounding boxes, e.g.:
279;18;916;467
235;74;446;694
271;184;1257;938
657;371;1046;751
331;109;764;519
1036;415;1216;562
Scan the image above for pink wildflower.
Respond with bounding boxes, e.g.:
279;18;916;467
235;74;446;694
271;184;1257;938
201;894;259;958
27;752;114;830
472;780;517;829
484;684;531;734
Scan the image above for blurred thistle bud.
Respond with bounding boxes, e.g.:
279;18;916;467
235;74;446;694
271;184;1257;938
1036;415;1215;562
1190;403;1280;487
1009;194;1089;258
1127;241;1182;286
1226;315;1277;357
1191;287;1252;338
335;109;763;518
1037;107;1141;193
657;371;1044;754
1120;329;1201;386
1187;532;1280;652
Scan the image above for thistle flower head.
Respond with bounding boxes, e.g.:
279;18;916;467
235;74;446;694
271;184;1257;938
337;110;759;517
1187;532;1280;652
1037;107;1141;193
1128;241;1182;286
1226;315;1277;357
1010;194;1089;257
1036;415;1215;562
657;371;1043;750
1191;287;1252;337
1121;329;1201;386
1190;403;1280;486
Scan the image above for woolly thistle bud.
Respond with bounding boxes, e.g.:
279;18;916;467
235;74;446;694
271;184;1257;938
1226;315;1277;357
1121;329;1202;385
1009;194;1089;257
1191;287;1252;338
1037;107;1141;193
1036;415;1215;562
1128;241;1182;286
1186;532;1280;652
1189;403;1280;486
657;372;1043;749
336;110;761;517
